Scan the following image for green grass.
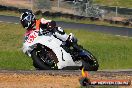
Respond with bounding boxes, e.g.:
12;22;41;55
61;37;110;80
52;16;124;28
93;0;132;8
0;23;34;70
65;29;132;70
0;22;132;70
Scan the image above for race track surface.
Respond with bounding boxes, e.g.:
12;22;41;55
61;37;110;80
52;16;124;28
0;70;131;88
0;15;132;37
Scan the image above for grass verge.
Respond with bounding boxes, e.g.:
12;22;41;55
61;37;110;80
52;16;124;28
0;10;20;17
0;22;33;70
66;29;132;70
0;22;132;70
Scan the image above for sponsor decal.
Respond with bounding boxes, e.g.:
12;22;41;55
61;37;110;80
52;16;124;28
26;31;38;43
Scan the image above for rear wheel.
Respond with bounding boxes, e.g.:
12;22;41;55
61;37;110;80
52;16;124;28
31;48;58;70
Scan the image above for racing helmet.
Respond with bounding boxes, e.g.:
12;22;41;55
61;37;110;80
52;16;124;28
20;11;36;29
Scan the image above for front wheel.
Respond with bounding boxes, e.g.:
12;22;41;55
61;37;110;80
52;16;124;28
81;51;99;71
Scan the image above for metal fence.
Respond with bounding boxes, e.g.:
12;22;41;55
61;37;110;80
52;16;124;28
32;0;75;14
99;5;132;18
31;0;104;18
0;0;131;19
30;0;131;19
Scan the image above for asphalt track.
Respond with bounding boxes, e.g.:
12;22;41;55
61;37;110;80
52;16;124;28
0;15;132;37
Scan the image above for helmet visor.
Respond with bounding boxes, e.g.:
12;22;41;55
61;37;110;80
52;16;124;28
21;19;29;28
23;15;32;22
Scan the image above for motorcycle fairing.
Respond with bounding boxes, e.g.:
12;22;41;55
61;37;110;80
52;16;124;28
22;32;82;69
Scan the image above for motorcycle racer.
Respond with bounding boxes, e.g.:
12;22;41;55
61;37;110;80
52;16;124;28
20;11;99;71
20;11;76;47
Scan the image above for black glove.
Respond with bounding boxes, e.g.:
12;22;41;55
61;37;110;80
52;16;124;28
40;23;48;29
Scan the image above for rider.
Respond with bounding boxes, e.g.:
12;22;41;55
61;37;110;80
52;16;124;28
20;11;76;47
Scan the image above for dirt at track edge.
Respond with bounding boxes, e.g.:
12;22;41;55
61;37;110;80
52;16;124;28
0;70;131;88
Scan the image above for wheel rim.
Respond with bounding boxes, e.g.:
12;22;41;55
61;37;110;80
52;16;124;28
36;50;58;69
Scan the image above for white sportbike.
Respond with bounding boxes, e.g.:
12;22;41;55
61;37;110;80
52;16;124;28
22;29;99;71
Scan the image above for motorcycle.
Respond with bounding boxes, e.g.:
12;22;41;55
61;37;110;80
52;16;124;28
22;29;99;71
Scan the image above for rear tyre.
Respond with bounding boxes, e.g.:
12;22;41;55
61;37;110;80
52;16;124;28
31;49;58;70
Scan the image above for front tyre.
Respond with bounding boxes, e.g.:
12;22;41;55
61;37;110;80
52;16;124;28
81;51;99;71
